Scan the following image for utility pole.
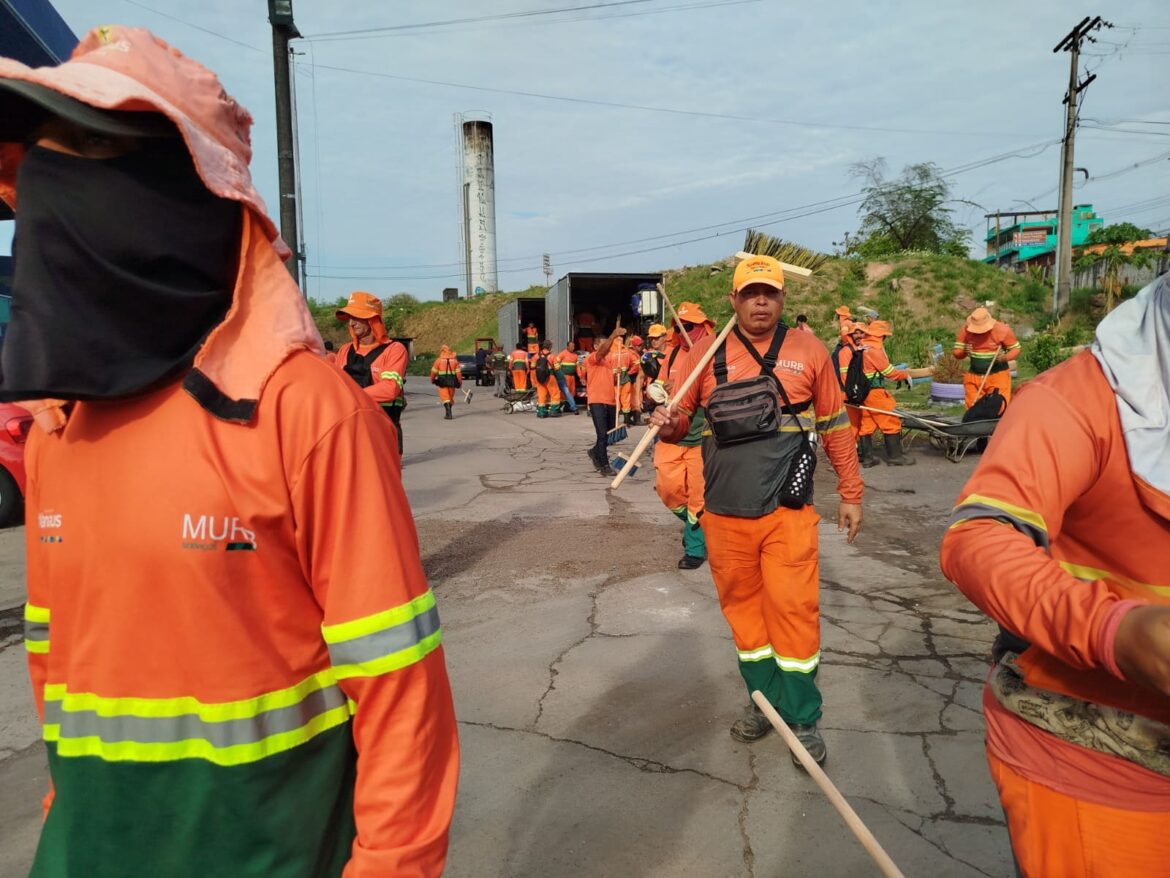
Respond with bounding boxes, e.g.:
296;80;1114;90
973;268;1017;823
268;0;302;289
543;253;552;288
1052;15;1108;315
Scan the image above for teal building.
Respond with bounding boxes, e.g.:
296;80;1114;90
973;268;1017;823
983;204;1104;269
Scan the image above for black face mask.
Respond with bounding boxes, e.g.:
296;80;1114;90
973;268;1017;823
0;139;240;401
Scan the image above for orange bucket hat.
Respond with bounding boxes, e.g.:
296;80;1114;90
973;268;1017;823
966;307;996;334
865;320;894;339
336;291;383;321
834;305;852;318
674;301;714;327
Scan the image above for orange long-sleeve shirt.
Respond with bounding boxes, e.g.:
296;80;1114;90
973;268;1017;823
666;327;863;505
336;341;408;407
940;351;1170;809
24;352;459;875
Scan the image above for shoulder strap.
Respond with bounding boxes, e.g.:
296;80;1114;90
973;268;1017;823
732;324;787;377
713;339;729;385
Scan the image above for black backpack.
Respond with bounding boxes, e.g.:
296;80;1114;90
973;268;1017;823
842;347;869;406
963;388;1007;422
535;355;551;383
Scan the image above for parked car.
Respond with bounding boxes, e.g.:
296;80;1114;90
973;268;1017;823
0;402;32;525
456;354;478;381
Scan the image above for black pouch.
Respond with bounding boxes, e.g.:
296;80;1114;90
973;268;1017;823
706;325;786;445
773;376;817;510
436;374;457;388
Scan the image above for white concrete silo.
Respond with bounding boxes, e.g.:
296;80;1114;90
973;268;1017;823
460;116;498;295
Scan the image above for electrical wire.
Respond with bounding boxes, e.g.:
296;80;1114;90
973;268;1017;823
117;0;265;52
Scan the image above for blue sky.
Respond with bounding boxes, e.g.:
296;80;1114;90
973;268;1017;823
10;0;1170;301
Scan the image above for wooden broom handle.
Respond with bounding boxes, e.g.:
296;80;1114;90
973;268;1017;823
751;692;907;878
657;282;692;350
609;315;738;490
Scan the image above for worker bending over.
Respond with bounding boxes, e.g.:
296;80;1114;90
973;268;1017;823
430;345;463;420
651;256;863;764
941;276;1170;877
954;306;1020;410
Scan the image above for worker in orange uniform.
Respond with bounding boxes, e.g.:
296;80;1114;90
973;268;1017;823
524;321;540;355
954;306;1020;409
335;292;410;455
430;344;463;420
618;336;641;426
839;322;913;466
639;323;668;413
507;342;530;392
650;256;863;762
556;340;580;414
576;310;597;352
530;340;563;418
652;308;715;569
585;321;627;475
0;26;458;877
941;276;1170;878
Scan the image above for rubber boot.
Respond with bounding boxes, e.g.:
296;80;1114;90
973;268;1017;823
883;432;915;466
858;435;881;467
443;402;453;420
536;406;546;419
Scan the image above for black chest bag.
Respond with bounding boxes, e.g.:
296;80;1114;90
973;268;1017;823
706;325;817;509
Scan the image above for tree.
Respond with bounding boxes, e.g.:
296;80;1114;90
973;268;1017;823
848;159;971;257
1074;222;1157;312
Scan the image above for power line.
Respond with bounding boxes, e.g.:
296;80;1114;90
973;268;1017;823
116;0;264;52
307;61;1044;139
308;0;666;39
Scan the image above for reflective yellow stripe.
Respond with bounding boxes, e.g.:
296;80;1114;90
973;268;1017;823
738;645;774;662
26;640;49;654
331;630;443;681
1058;561;1170;597
44;669;340;722
775;651;820;673
880;364;895;376
953;493;1048;535
45;705;351;767
380;371;405;385
321;590;435;645
25;603;50;623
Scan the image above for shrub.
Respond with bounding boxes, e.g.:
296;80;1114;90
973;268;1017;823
932;352;967;384
1024;335;1069;374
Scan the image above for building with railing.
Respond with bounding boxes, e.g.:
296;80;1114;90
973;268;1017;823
983;204;1104;272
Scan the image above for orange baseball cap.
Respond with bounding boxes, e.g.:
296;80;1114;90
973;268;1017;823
733;255;785;294
336;291;383;321
675;301;713;326
646;323;667;338
966;307;995;333
630;335;644;347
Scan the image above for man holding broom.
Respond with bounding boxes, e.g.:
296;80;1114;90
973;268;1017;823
953;306;1019;410
584;321;629;476
650;255;863;763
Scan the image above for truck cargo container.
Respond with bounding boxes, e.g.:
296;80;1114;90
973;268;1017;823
543;272;663;352
496;296;546;354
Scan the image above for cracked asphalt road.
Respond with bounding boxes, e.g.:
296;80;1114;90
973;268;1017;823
0;378;1013;876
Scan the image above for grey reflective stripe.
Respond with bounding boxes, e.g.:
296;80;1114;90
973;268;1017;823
24;620;49;643
817;411;851;432
44;684;348;747
327;605;441;668
948;503;1050;549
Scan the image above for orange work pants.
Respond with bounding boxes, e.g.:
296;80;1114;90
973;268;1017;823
701;504;822;725
964;369;1012;409
858;387;901;436
534;379;561;406
437;387;456;404
654;442;706;559
846;406;862;440
619;383;633;413
988;751;1170;877
511;368;528;391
